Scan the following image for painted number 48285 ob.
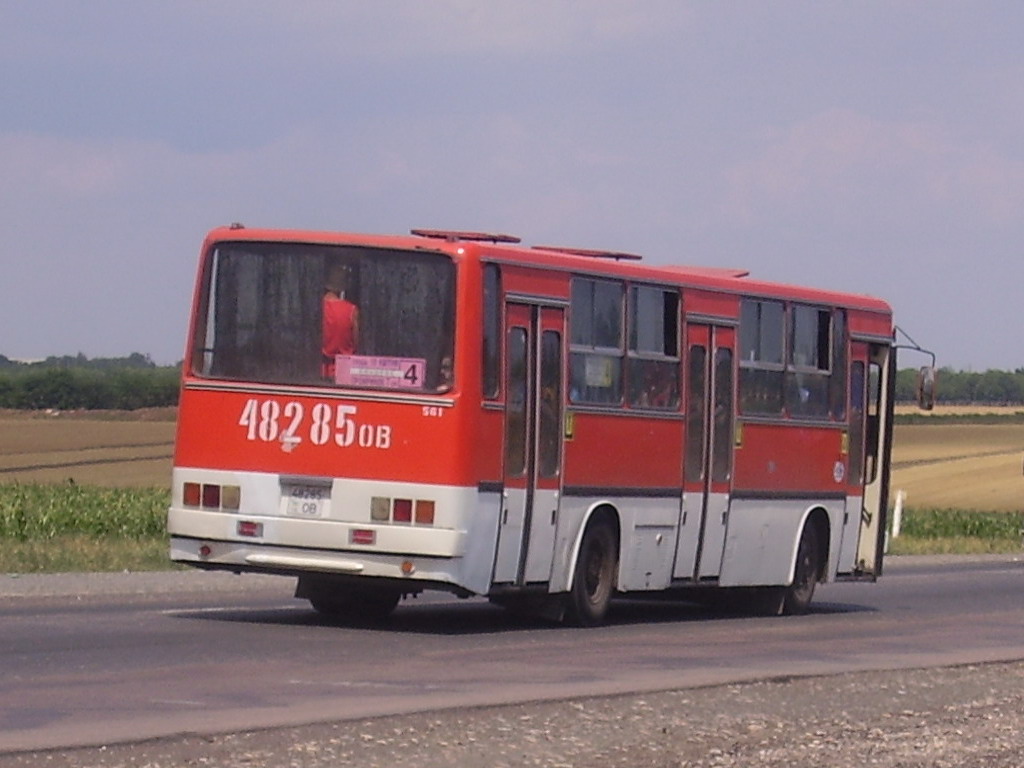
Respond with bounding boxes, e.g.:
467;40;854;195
238;399;392;449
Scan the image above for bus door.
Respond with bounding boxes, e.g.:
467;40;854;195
850;340;894;576
675;323;736;580
493;303;564;586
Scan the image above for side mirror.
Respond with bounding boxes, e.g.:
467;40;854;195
917;366;936;411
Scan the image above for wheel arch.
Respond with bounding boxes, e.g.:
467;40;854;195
788;505;830;586
565;502;621;594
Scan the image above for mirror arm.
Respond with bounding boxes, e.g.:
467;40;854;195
893;325;936;368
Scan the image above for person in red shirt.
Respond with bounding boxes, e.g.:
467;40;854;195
322;266;358;380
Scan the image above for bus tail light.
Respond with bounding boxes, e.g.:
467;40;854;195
393;498;413;523
183;482;241;511
415;500;435;525
202;484;221;509
368;496;437;526
184;482;201;507
370;496;390;521
221;485;241;510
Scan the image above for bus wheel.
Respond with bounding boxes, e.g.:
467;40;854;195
567;520;618;626
300;579;401;622
782;523;821;615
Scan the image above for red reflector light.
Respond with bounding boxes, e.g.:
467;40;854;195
393;498;412;523
202;484;221;509
237;520;263;537
415;500;435;525
351;529;375;545
183;482;201;507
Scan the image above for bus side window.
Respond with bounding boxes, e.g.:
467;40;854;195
848;361;865;485
482;264;501;399
738;299;784;415
569;277;625;405
864;361;882;483
627;285;680;409
505;328;528;476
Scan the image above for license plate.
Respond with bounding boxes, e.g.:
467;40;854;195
283;484;330;517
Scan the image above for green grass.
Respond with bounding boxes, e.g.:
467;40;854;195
887;536;1022;555
0;483;167;540
1;483;170;573
887;507;1024;556
896;507;1023;539
0;535;172;573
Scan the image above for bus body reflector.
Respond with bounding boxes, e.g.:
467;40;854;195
351;529;375;545
237;520;263;537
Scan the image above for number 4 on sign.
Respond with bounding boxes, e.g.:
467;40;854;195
404;363;421;386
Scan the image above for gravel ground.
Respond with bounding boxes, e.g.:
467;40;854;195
3;660;1022;767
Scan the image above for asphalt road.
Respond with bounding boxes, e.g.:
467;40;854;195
1;555;1023;756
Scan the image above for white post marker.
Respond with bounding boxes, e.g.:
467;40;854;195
892;489;906;540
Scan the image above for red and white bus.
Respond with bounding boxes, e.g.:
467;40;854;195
168;225;915;624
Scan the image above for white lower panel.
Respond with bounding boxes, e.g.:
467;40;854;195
718;498;844;587
551;495;681;594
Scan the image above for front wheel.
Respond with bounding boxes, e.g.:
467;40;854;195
781;522;822;615
566;520;618;626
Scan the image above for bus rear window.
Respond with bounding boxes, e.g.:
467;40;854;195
193;242;455;392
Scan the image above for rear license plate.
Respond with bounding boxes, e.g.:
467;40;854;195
283;484;330;517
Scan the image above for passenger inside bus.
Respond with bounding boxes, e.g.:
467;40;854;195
322;264;359;379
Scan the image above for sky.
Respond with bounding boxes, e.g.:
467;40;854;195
1;2;1022;371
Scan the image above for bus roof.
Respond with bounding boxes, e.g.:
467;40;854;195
204;225;893;316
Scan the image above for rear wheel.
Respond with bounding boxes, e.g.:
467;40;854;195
566;520;618;626
782;522;822;615
297;576;401;622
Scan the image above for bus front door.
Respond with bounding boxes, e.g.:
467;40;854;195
851;340;894;576
494;303;564;586
674;323;736;581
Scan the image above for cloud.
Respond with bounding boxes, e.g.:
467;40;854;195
723;109;1024;230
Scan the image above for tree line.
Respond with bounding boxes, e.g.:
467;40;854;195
896;367;1024;404
0;354;179;410
0;354;1022;410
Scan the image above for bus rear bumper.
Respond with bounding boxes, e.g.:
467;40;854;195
170;534;471;592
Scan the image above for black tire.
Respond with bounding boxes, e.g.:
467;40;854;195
781;522;821;615
566;520;618;626
305;585;400;622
